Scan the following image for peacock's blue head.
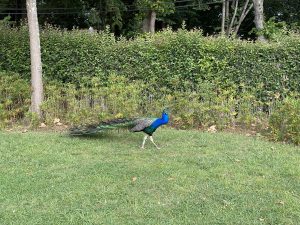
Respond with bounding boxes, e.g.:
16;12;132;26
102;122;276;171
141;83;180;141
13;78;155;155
162;108;169;123
162;108;169;115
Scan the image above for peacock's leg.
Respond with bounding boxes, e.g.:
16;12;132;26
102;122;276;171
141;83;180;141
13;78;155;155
141;135;148;149
149;136;160;149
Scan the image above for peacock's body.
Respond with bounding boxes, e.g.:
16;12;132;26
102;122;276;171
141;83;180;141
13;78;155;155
70;109;169;149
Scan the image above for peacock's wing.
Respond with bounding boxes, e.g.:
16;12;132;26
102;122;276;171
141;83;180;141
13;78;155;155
130;118;156;132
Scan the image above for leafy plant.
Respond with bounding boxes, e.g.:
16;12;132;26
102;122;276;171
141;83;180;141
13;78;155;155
1;26;300;101
269;97;300;145
1;25;300;138
0;72;30;127
250;17;290;41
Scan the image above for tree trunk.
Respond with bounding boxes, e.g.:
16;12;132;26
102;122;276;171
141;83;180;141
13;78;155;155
26;0;44;118
227;0;239;36
225;0;230;28
253;0;266;41
142;10;156;33
233;0;253;36
221;0;226;35
149;11;156;33
222;0;259;37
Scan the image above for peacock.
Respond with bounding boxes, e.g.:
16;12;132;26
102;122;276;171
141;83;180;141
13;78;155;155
70;109;169;149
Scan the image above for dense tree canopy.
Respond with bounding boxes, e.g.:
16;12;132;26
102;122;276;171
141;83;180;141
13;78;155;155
264;0;300;24
0;0;299;38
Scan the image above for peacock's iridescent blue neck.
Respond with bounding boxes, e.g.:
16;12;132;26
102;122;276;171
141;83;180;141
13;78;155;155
150;112;169;130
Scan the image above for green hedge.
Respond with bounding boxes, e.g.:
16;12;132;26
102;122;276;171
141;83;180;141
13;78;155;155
1;25;300;144
1;26;300;101
0;71;30;126
0;71;269;129
269;97;300;145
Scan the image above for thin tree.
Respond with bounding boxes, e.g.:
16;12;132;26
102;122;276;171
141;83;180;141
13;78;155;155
137;0;175;33
233;0;253;36
253;0;266;41
142;10;156;33
26;0;44;118
221;0;253;36
220;0;253;37
221;0;226;35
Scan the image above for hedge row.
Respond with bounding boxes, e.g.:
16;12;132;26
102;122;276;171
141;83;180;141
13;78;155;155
1;26;300;100
0;71;269;128
1;26;300;144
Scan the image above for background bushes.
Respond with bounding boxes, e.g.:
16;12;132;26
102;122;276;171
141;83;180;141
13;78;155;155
0;72;30;127
1;26;300;98
0;25;300;144
269;97;300;145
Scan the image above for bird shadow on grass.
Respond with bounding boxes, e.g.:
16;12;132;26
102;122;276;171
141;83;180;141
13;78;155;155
66;130;139;142
66;131;156;150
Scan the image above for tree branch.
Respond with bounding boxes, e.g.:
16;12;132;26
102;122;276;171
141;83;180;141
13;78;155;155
221;0;226;35
234;0;253;35
227;0;239;36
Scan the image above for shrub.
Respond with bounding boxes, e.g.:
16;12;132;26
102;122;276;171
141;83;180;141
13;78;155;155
1;24;300;136
0;72;280;131
0;72;30;127
269;97;300;145
41;75;145;125
39;75;269;129
1;25;300;102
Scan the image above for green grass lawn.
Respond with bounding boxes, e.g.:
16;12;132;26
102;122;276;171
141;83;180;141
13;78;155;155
1;129;300;225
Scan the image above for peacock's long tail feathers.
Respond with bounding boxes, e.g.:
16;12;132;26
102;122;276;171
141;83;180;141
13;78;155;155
69;118;137;135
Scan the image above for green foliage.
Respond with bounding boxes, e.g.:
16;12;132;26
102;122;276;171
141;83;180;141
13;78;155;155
269;97;300;145
24;112;41;128
0;72;30;127
1;26;300;137
37;74;269;130
1;0;300;38
251;17;291;41
83;0;126;31
1;26;300;100
264;0;300;26
135;0;175;16
41;75;145;125
0;70;271;131
0;16;12;28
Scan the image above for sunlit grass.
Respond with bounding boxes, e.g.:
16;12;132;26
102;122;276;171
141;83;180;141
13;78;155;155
0;129;300;224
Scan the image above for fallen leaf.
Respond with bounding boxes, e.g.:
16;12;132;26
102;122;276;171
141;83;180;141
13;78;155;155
53;118;60;124
39;123;47;128
22;129;28;133
207;125;217;133
276;200;285;205
115;113;123;118
132;176;137;182
56;122;63;126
